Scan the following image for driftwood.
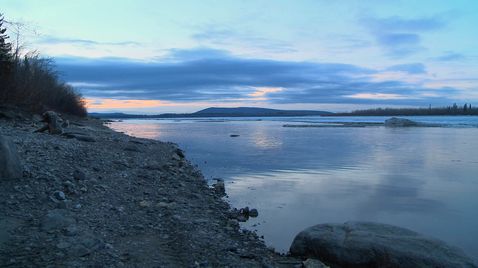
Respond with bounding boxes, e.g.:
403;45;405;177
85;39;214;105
34;111;69;134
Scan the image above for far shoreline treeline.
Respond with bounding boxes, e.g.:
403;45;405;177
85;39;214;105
90;104;478;119
89;107;332;119
331;103;478;116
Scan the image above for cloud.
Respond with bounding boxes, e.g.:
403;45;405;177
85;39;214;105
363;16;446;33
248;87;284;99
192;27;234;43
56;48;460;106
36;36;140;46
362;15;447;57
84;98;166;109
432;52;466;61
376;33;423;56
344;93;413;100
158;47;233;62
386;63;427;74
377;33;420;46
191;25;295;53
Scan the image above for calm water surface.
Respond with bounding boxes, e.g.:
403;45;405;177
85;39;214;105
110;116;478;259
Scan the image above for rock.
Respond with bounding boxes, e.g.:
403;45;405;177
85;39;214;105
172;153;181;161
229;206;258;222
57;199;72;209
61;119;70;128
0;135;23;179
74;135;96;142
63;181;76;194
129;139;145;145
212;179;226;196
303;258;329;268
139;200;152;208
67;233;104;257
41;209;76;232
290;222;477;268
73;170;86;181
175;148;185;158
64;225;79;236
53;191;66;200
240;207;249;215
63;132;96;142
56;241;72;249
157;202;175;208
249;209;259;217
237;215;248;222
124;144;140;152
384;117;419;127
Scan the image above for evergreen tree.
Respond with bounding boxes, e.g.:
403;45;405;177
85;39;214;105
0;14;13;78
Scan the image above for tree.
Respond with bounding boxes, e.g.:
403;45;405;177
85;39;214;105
0;13;13;78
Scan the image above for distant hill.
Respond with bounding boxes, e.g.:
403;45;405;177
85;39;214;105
89;107;332;119
193;107;331;117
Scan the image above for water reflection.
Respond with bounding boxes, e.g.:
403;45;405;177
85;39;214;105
110;120;162;140
110;118;478;260
250;125;283;150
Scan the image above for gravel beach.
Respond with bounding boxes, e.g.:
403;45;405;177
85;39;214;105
0;112;301;267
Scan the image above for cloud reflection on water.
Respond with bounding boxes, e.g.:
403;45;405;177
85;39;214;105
110;118;478;259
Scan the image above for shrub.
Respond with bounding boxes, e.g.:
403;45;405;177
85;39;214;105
0;14;87;117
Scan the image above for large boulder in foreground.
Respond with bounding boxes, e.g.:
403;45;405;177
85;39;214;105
290;222;476;268
384;117;419;127
0;135;23;179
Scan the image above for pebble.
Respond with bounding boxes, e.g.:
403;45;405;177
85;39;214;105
73;170;86;180
65;225;79;236
139;200;152;208
56;241;71;249
63;181;76;193
53;191;66;201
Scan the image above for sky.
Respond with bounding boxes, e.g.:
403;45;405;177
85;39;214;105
2;0;478;113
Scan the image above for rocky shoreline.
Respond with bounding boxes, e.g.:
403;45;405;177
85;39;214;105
0;112;302;267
